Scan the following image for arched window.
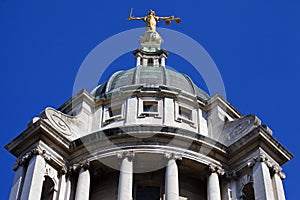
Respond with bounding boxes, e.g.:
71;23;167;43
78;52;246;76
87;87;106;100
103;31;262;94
240;182;255;200
40;176;55;200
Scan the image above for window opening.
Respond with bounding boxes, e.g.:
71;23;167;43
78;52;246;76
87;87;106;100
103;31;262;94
143;101;158;113
179;106;192;121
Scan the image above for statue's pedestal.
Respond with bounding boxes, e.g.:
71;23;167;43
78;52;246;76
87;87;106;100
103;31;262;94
139;30;163;52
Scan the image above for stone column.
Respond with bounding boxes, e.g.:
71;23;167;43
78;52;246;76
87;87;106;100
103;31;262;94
20;148;46;200
9;164;25;200
117;151;134;200
136;56;141;66
164;153;182;200
153;59;159;67
75;162;90;200
58;167;71;200
142;58;148;66
160;57;166;67
207;164;224;200
229;180;238;200
226;171;238;200
272;166;286;200
250;155;275;200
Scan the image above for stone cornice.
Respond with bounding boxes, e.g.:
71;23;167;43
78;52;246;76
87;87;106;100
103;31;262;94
57;89;95;114
5;119;71;159
228;126;293;166
70;125;228;157
204;94;241;119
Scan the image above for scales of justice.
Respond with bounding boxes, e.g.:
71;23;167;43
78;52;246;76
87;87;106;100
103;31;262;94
128;9;181;52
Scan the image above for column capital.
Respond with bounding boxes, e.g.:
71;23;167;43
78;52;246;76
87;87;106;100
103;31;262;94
255;153;268;163
80;160;91;170
117;151;135;161
247;153;284;177
57;165;68;178
31;147;45;156
164;152;182;161
247;153;271;167
271;165;286;180
13;147;49;171
208;163;225;176
225;170;238;180
69;160;90;173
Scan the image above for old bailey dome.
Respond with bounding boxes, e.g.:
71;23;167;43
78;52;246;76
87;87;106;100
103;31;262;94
5;10;292;200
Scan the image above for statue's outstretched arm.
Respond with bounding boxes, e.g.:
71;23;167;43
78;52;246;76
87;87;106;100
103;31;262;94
128;16;144;21
128;8;144;21
156;16;174;21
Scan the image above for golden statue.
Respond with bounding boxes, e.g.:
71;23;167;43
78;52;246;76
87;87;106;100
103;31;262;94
128;9;181;31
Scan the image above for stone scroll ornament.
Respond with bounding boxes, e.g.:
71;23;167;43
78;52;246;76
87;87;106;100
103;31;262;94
219;114;261;145
43;107;90;139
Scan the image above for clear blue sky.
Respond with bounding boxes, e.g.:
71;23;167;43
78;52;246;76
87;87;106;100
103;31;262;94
1;0;299;199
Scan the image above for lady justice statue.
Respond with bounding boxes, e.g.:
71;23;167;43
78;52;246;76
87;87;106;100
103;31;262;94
128;9;181;31
128;9;181;51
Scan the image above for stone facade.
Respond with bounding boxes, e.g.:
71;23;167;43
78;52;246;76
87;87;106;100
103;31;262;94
6;27;293;200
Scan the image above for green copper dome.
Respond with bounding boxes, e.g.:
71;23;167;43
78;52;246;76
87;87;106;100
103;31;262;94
92;65;209;100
